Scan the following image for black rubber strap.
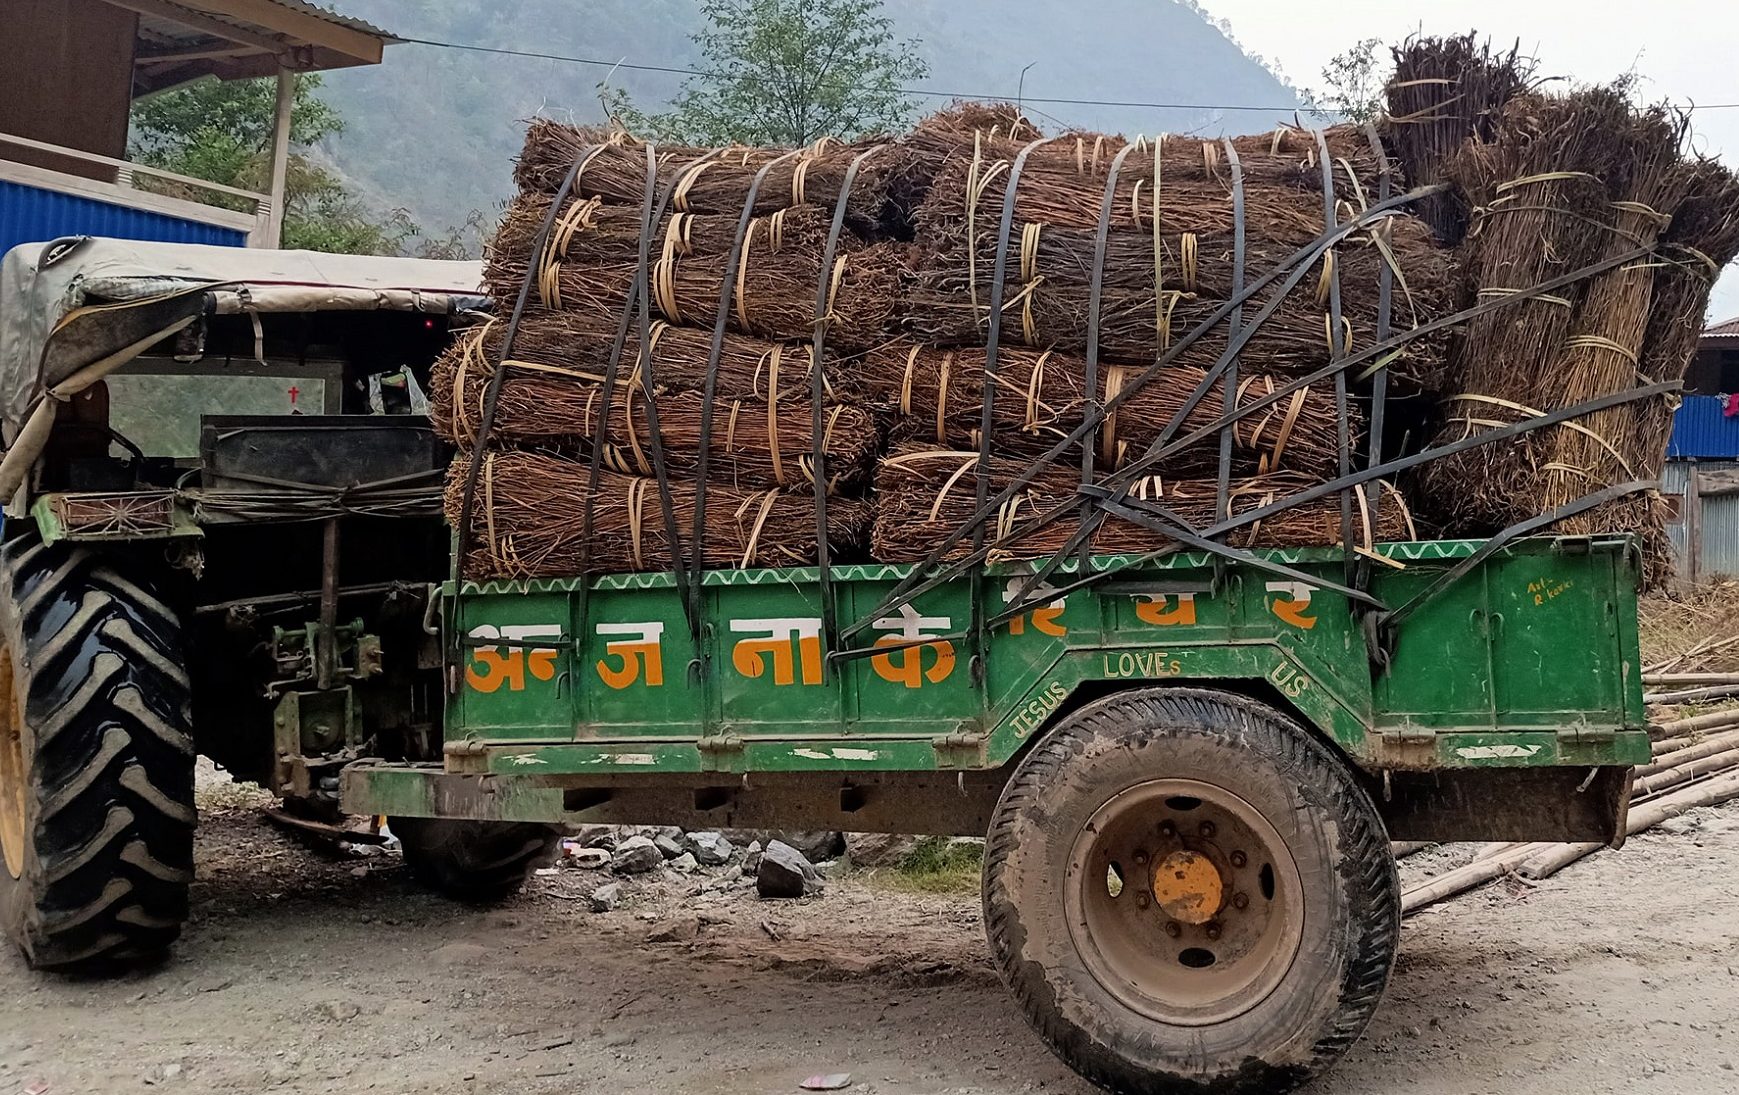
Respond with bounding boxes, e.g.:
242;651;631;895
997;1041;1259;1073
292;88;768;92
628;144;708;650
1313;129;1355;585
449;142;597;671
1217;138;1246;524
1004;140;1136;623
689;148;803;667
575;146;718;658
962;137;1051;681
809;144;886;682
1363;122;1395;527
1077;142;1141;568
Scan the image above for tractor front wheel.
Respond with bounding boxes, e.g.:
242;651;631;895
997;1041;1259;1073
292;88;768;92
0;537;195;972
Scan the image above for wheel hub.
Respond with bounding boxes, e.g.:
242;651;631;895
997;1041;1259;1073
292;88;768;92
1066;778;1306;1027
1151;849;1224;924
0;642;25;880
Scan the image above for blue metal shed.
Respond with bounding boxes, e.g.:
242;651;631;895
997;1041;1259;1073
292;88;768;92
0;179;246;262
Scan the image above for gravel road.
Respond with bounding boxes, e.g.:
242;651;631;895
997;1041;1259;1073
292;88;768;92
3;786;1737;1095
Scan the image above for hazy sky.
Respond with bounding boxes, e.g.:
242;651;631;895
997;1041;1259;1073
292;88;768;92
1200;0;1739;323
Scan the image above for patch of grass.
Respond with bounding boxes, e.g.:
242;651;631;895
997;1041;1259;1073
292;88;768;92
873;837;984;895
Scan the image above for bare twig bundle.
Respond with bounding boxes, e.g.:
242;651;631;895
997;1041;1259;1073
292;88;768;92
1384;35;1534;243
858;342;1351;477
432;314;861;407
905;213;1452;384
447;450;872;579
916;125;1386;245
487;193;904;351
513;120;895;231
870;445;1414;562
888;102;1041;230
1419;89;1693;536
432;373;880;491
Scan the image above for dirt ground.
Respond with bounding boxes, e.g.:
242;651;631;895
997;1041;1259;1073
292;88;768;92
3;782;1738;1095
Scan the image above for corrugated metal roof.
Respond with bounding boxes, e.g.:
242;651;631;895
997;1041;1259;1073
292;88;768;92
1707;315;1739;341
135;1;393;50
1669;394;1739;459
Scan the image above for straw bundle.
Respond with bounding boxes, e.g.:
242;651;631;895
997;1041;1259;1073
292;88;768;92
1384;35;1533;244
858;342;1350;477
513;121;895;231
487;193;904;351
433;314;860;407
870;446;1414;562
1418;89;1695;533
432;370;879;491
448;450;871;579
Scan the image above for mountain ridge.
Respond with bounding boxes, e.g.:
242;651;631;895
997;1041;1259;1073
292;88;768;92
318;0;1301;239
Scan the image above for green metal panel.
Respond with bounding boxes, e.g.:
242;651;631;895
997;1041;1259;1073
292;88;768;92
439;536;1650;778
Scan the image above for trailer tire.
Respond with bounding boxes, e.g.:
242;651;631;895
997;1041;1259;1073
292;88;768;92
982;687;1397;1095
391;818;562;903
0;537;195;973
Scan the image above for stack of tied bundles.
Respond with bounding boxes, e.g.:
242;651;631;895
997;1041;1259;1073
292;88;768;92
437;124;897;578
867;108;1454;562
1391;38;1739;582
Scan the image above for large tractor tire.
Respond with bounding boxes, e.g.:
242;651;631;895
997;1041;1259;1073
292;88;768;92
390;817;562;903
983;687;1397;1095
0;537;195;972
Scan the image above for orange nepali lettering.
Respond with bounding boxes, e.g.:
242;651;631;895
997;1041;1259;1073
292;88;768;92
729;618;825;686
1134;592;1197;626
869;603;956;689
595;621;666;689
1002;579;1067;636
1265;581;1317;630
465;623;563;692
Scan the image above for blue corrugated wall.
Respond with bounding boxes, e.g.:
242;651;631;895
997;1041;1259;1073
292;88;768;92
1668;395;1739;460
1;179;247;260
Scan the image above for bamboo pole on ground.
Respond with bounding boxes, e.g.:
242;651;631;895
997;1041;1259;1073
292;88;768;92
1650;712;1739;747
1643;684;1739;705
1517;768;1739;880
1391;841;1431;858
1642;672;1739;687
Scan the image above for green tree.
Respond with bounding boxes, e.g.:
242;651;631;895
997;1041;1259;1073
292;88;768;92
1304;38;1389;124
128;74;415;255
605;0;928;146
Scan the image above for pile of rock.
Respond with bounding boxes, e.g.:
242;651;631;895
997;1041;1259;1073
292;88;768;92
555;825;849;904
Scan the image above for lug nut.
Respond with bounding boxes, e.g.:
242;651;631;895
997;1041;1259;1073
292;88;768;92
1165;922;1181;938
1136;892;1150;909
1133;850;1147;866
1199;821;1216;838
1205;923;1221;940
1230;850;1247;868
1232;892;1249;910
1158;820;1176;837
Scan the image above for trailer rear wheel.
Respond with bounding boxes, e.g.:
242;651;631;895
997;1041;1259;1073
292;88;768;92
0;538;194;972
983;687;1397;1094
391;817;562;903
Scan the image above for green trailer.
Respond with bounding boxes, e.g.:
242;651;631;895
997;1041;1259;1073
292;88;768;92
343;536;1645;1093
0;241;1651;1094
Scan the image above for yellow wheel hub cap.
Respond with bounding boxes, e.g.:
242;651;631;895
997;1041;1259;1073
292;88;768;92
1151;849;1224;925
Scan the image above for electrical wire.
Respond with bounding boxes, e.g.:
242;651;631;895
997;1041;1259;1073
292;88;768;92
394;34;1739;114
